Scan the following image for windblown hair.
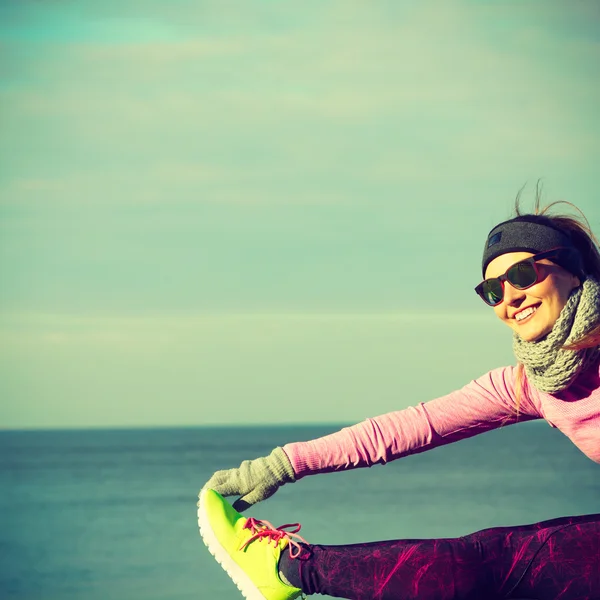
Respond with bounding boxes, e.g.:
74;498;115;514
513;182;600;411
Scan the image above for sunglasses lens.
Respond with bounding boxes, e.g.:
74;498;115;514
481;280;503;306
507;261;538;289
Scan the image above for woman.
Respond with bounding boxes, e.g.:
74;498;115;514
198;197;600;600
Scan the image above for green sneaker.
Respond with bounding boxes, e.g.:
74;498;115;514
198;488;306;600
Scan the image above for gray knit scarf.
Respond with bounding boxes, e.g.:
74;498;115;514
512;277;600;393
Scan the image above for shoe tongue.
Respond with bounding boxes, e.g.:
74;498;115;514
278;537;289;550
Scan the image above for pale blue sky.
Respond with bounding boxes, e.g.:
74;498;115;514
1;1;599;428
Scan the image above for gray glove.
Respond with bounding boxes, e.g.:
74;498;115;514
203;447;296;512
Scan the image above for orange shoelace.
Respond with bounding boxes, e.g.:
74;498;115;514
240;517;308;559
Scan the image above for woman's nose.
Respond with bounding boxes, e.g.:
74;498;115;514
503;282;526;305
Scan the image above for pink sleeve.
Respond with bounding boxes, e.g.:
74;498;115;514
283;366;542;479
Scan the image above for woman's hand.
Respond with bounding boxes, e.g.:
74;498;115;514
201;447;295;512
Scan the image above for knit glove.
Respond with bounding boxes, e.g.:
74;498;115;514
202;447;296;512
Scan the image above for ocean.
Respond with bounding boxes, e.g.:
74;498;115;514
1;423;598;600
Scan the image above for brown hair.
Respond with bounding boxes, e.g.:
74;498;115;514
513;182;600;413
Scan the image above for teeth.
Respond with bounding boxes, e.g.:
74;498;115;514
516;306;537;321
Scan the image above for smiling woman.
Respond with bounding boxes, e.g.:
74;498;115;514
197;190;600;600
477;206;600;403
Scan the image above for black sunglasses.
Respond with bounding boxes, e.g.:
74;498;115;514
475;249;568;307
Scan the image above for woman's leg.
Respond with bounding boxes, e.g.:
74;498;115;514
279;513;600;600
510;517;600;600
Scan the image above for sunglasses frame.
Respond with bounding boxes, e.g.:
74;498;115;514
475;248;566;307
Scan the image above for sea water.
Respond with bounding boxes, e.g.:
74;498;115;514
1;423;598;600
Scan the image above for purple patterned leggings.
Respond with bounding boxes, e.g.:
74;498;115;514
279;513;600;599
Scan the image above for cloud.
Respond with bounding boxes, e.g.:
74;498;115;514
3;3;598;128
2;0;598;206
0;309;511;428
0;310;498;357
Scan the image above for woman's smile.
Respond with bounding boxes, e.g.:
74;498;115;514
513;304;539;323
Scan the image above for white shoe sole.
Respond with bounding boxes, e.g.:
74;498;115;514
197;489;267;600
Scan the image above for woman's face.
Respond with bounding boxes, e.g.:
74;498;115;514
485;251;581;342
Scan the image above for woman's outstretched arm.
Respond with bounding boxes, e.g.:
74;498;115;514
284;365;540;478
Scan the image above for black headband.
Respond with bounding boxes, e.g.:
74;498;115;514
481;217;582;277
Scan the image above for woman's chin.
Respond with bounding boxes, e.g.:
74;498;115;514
515;322;552;342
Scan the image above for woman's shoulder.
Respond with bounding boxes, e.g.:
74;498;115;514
469;365;541;412
555;355;600;399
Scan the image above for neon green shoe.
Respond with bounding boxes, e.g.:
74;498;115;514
198;488;306;600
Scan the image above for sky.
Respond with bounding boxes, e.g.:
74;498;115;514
1;1;599;429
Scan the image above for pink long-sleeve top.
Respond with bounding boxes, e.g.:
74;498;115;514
283;360;600;478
